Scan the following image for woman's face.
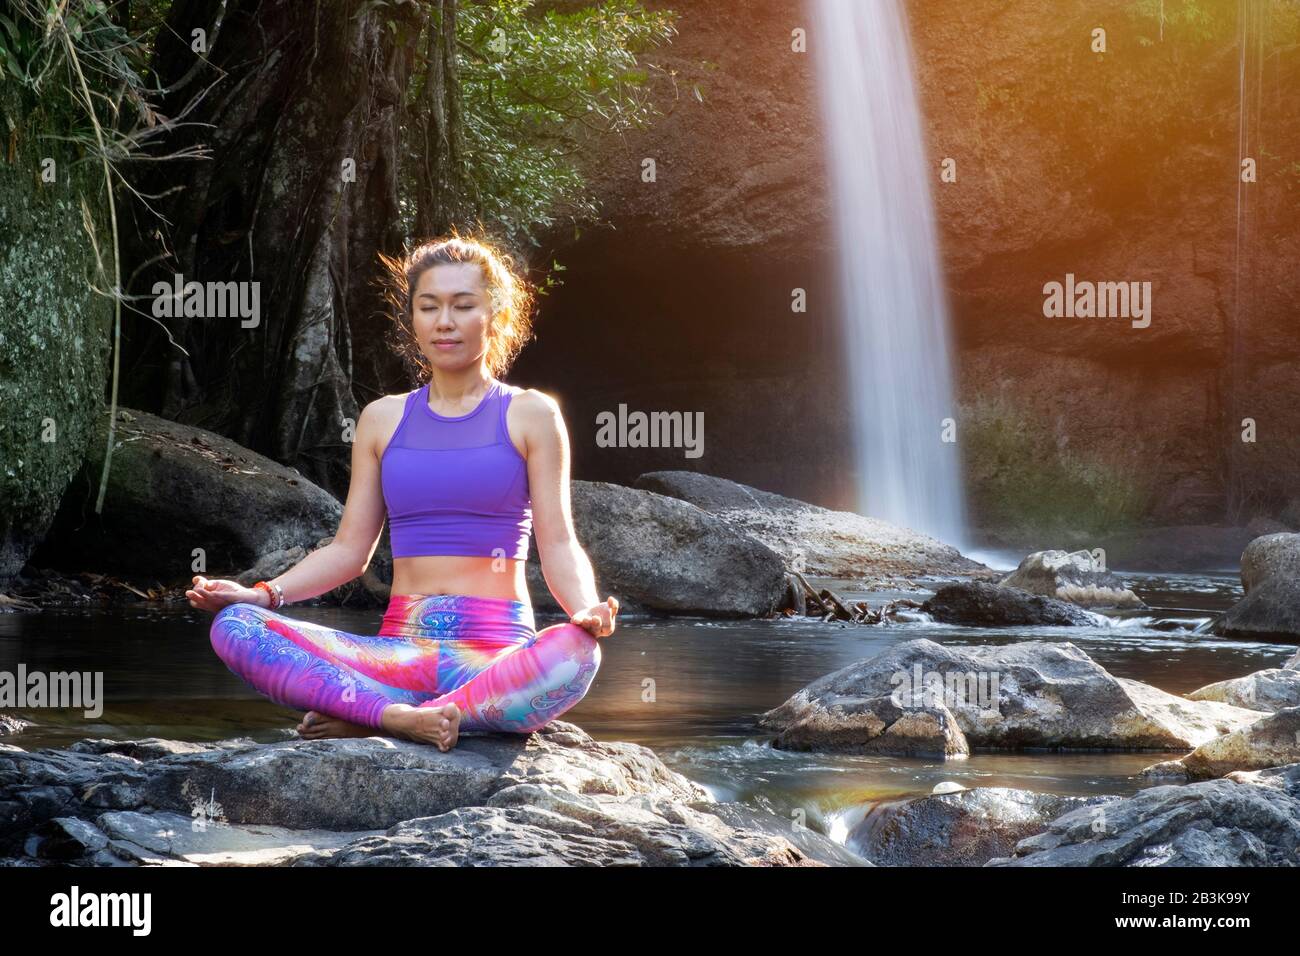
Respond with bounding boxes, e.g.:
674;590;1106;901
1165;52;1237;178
411;261;495;374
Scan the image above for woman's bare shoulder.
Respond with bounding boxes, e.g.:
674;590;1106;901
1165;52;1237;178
356;390;415;445
510;386;562;418
507;388;566;450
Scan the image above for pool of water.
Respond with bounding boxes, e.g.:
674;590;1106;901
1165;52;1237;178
2;571;1294;848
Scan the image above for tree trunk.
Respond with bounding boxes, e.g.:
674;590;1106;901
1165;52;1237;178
120;0;422;498
415;0;465;238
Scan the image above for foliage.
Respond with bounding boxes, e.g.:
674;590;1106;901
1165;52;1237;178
399;0;679;252
0;1;156;146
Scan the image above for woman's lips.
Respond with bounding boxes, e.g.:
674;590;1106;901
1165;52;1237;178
433;341;460;349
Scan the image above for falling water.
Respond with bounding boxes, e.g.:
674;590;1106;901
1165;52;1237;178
811;0;966;548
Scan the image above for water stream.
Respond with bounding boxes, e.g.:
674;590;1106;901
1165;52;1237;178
3;571;1292;852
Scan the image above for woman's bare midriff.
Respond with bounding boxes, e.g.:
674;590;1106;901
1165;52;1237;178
389;555;530;603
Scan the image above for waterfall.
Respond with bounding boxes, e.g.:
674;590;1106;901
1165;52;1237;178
811;0;967;549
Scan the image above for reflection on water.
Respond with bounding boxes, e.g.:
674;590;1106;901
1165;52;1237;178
1;572;1294;847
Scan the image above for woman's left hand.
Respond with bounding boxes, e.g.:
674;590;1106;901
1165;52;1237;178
570;596;619;638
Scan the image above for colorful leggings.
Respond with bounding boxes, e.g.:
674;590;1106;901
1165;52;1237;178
208;594;601;734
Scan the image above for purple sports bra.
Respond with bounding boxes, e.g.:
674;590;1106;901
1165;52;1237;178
380;380;533;560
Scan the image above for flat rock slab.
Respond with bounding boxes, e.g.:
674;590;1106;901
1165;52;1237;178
0;722;813;867
95;810;381;866
298;784;808;867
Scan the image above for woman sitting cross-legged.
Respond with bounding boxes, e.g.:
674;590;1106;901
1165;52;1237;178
188;233;617;752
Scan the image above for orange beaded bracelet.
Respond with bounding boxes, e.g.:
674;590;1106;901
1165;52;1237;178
252;580;282;609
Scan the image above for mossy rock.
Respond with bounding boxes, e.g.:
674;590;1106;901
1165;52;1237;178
0;85;111;581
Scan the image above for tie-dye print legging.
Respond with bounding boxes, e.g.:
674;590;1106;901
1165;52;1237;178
208;594;601;734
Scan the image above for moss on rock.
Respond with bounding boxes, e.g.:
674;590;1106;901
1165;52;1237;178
0;85;110;581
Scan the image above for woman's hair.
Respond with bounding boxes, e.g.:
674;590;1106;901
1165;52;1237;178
379;228;535;380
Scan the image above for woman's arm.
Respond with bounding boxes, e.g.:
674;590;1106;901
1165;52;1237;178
520;390;618;637
187;400;390;612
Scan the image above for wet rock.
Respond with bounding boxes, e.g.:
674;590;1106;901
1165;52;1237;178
1188;669;1300;713
1140;707;1300;782
849;787;1116;866
0;722;812;867
999;550;1144;609
922;581;1101;627
685;800;870;866
97;810;378;866
759;639;1264;755
531;480;788;618
299;784;811;867
988;764;1300;867
634;470;987;583
68;737;240;760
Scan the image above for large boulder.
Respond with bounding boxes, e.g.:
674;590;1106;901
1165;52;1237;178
634;470;987;583
1213;535;1300;643
1240;533;1300;593
849;787;1116;867
988;764;1300;867
30;408;343;584
923;581;1102;627
0;722;813;867
1214;576;1300;643
999;550;1144;609
1141;707;1300;782
529;480;787;618
758;639;1265;755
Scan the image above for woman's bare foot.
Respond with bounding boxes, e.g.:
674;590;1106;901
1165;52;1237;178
296;711;380;740
381;702;461;751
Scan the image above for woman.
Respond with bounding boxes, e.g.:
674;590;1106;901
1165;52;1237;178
188;234;618;753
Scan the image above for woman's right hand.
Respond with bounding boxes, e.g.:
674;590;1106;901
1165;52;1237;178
186;576;267;614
